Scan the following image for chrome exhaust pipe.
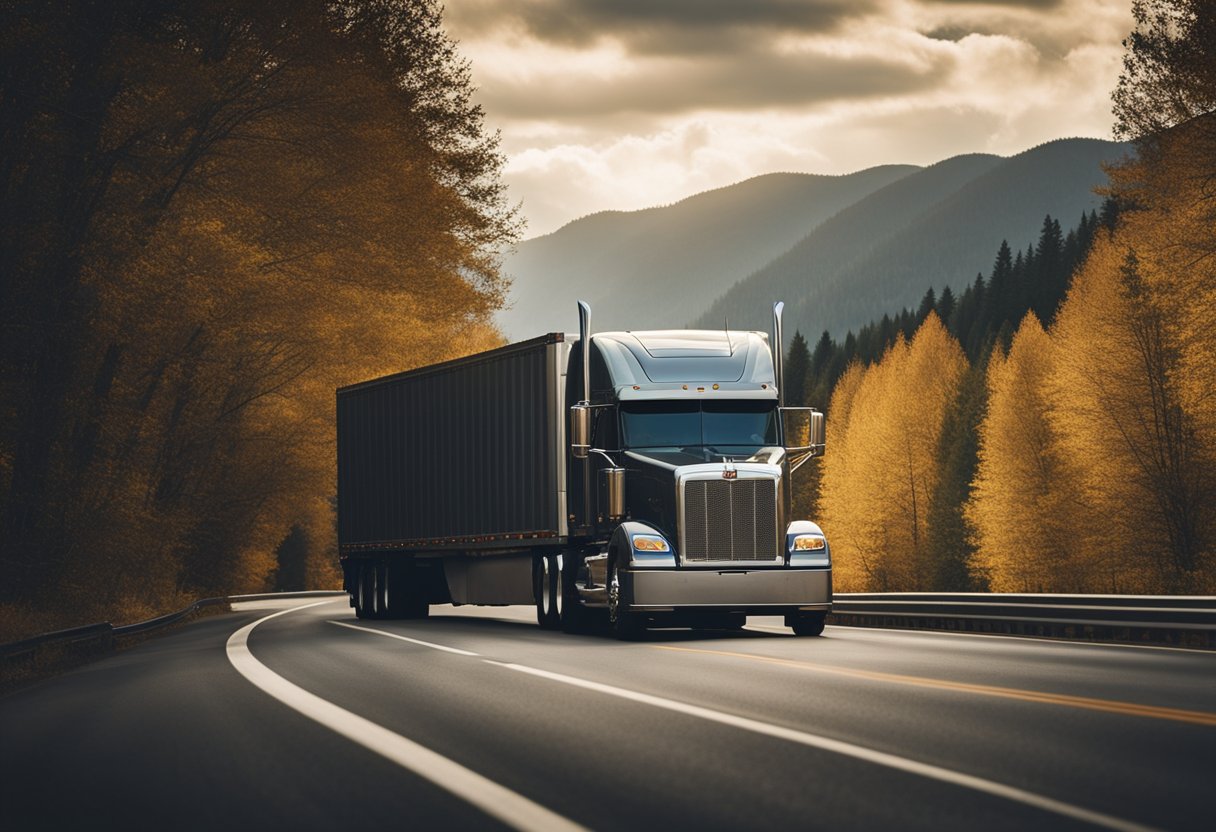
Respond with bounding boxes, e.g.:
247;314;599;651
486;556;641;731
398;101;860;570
772;301;785;407
577;300;591;404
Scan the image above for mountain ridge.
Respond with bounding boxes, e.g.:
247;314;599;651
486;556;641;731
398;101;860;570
498;138;1130;342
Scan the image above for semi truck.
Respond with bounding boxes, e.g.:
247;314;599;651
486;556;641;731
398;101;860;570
336;302;831;638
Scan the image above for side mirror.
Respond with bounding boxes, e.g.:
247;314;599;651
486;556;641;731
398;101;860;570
780;407;825;470
570;403;591;459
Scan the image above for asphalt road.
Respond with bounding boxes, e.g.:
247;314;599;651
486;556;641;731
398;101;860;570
2;597;1213;831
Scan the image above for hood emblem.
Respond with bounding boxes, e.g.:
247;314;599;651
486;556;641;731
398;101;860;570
722;458;737;480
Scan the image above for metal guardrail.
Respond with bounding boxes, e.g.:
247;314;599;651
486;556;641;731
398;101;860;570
828;593;1216;649
4;590;1212;677
0;591;348;682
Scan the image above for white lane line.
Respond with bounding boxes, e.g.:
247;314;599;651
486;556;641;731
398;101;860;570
488;661;1159;832
328;620;480;656
226;603;586;832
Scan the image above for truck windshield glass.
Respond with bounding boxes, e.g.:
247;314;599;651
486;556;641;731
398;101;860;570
621;401;778;450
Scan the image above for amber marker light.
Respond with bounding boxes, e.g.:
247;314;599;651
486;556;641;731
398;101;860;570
712;383;720;390
632;535;670;552
792;534;826;551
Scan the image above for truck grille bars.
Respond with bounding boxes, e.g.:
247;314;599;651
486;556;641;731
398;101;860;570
683;478;779;563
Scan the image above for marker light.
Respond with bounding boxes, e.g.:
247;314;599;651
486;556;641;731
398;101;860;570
633;535;670;552
792;534;826;551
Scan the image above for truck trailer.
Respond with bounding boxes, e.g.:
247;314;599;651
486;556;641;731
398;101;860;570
336;302;831;638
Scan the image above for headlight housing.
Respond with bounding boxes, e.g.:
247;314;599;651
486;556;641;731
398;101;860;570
791;534;826;551
632;534;670;552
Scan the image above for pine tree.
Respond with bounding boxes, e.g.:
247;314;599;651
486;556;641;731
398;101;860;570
1032;215;1065;323
807;330;836;409
923;349;989;590
916;288;937;326
980;241;1013;340
937;285;957;330
784;330;811;406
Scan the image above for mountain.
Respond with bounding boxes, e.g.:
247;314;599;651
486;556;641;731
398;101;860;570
495;165;919;339
694;138;1130;339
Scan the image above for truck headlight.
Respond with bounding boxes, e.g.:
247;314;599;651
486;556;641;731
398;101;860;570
632;535;670;552
791;534;826;551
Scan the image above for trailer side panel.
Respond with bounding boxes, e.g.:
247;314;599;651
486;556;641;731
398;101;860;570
337;335;565;553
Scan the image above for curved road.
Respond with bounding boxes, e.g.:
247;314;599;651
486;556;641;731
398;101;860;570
2;598;1213;831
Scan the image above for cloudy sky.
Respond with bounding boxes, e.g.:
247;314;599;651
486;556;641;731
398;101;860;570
443;0;1134;237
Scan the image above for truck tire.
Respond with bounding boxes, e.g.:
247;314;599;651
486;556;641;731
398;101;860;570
789;612;826;637
608;559;644;640
533;554;560;630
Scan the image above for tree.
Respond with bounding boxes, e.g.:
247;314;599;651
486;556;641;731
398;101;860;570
1049;234;1216;591
0;0;519;629
1112;0;1216;145
784;331;811;406
967;315;1094;591
923;350;989;590
820;315;967;590
1031;216;1065;324
937;285;957;330
916;288;937;326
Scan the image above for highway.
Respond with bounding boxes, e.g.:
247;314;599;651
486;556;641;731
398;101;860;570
2;597;1213;831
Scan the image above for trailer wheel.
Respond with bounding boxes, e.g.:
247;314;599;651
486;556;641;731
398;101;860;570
374;561;390;619
355;562;375;619
608;560;644;641
533;555;560;629
788;612;826;637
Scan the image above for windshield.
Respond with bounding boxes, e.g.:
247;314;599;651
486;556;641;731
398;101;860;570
620;400;778;452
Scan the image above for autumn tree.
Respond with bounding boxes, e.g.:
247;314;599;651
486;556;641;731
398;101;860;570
1049;231;1215;592
819;315;966;590
0;0;518;632
967;316;1098;591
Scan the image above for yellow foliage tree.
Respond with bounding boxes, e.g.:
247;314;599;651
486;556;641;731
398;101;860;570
1048;221;1215;592
966;314;1098;591
820;314;967;590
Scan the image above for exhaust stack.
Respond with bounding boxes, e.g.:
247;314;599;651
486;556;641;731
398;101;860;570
772;301;785;407
577;300;591;404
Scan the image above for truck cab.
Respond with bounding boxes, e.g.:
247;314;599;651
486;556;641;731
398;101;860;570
557;304;831;638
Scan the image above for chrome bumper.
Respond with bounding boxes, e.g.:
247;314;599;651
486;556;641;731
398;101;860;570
621;567;831;611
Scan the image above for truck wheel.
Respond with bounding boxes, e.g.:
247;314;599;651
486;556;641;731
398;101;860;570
534;555;559;629
608;561;644;640
789;612;826;637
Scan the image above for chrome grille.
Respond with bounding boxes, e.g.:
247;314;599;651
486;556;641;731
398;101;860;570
683;478;779;562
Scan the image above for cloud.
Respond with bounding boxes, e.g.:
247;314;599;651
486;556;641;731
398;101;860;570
478;48;947;119
444;0;1134;236
447;0;876;55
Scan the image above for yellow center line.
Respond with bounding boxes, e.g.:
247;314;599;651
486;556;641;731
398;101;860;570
651;644;1216;727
